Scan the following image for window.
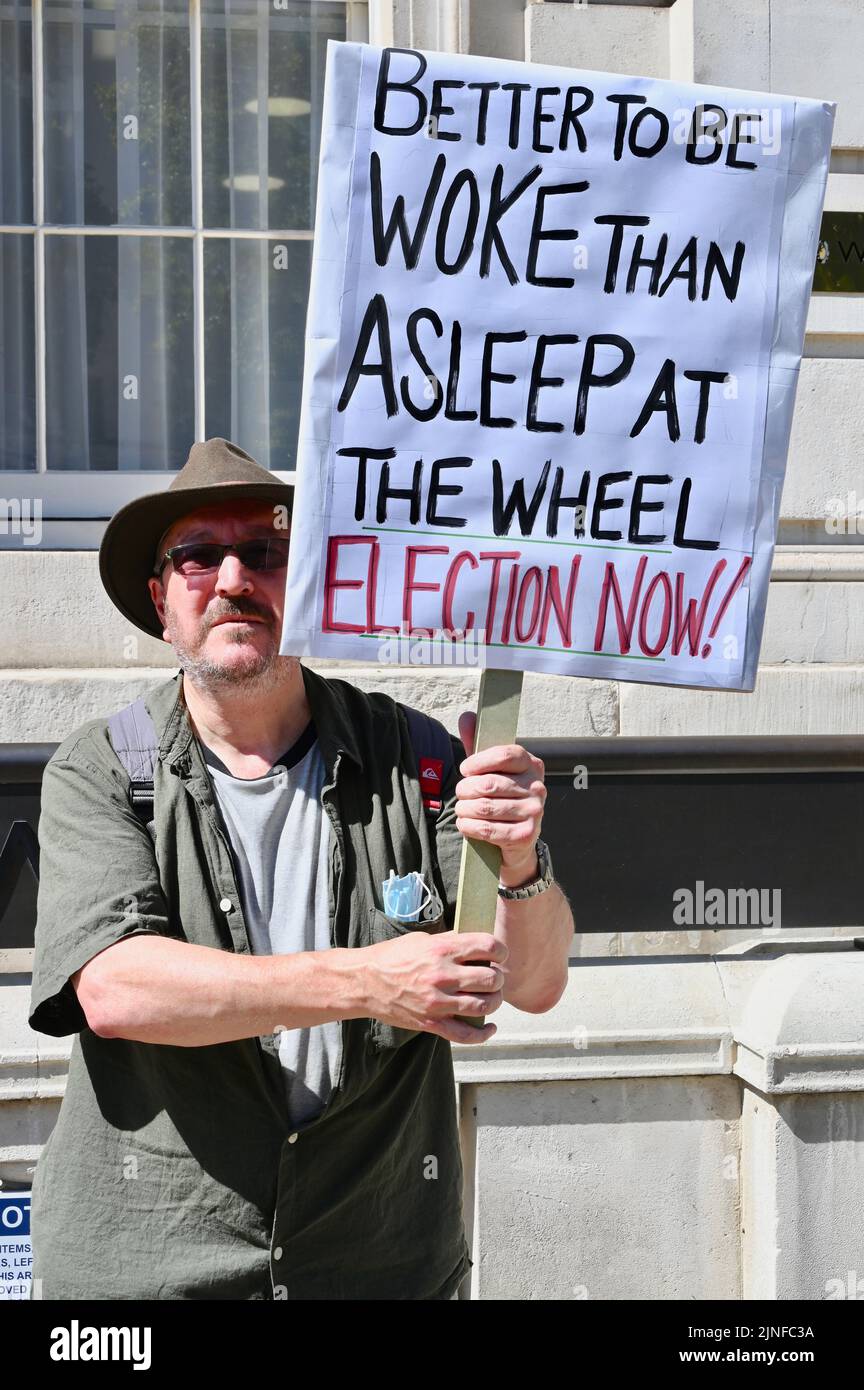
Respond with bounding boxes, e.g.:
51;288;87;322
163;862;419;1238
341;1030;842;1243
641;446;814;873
5;736;863;964
0;0;347;527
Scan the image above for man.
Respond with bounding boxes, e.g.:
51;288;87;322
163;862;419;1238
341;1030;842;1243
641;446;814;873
28;437;574;1301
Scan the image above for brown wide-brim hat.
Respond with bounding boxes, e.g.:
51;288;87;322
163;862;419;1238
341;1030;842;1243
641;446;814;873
99;438;294;641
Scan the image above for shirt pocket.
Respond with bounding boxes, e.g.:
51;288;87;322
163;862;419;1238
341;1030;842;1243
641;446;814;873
366;902;446;1052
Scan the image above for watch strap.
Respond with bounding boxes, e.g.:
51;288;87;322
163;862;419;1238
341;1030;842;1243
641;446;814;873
497;838;554;900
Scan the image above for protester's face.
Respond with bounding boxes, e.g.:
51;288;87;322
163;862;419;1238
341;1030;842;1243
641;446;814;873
146;499;290;686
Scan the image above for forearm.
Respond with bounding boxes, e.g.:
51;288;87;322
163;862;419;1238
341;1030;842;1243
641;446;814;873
74;935;367;1047
494;877;574;1013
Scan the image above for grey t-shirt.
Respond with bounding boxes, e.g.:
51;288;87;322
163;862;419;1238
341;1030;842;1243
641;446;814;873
200;723;342;1128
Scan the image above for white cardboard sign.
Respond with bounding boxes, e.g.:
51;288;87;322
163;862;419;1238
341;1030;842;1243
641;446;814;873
279;42;834;690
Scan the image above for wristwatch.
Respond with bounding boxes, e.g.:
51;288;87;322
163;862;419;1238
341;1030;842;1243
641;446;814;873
497;838;555;900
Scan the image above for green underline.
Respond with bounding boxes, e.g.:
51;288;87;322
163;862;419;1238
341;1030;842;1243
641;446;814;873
355;632;665;662
487;641;664;661
361;525;671;556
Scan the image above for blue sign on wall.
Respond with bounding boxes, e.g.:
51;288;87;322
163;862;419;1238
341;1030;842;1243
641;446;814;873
0;1193;32;1300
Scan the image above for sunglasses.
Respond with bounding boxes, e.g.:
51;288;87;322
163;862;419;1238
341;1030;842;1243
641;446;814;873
154;538;291;578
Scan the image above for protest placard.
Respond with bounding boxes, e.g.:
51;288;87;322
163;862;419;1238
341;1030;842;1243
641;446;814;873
279;42;834;693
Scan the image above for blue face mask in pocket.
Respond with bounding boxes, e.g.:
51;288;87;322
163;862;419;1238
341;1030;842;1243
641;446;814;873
381;869;433;923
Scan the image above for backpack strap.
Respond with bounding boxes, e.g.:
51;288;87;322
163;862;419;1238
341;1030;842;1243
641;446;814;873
107;698;159;823
107;694;456;823
400;704;456;817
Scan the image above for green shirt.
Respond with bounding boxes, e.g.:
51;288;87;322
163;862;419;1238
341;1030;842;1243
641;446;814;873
28;666;473;1300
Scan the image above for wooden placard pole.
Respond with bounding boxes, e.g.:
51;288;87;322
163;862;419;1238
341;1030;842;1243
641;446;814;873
453;667;524;1028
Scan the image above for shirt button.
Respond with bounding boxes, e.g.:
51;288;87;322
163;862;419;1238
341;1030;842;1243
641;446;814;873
219;898;232;912
273;1246;283;1261
288;1132;298;1144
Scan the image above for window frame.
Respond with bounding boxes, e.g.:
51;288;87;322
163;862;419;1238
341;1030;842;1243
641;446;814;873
0;0;365;543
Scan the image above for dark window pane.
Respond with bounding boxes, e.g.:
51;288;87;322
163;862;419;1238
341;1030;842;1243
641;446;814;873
537;758;864;943
0;233;36;469
201;0;344;230
45;234;194;469
0;1;34;224
44;0;191;226
204;237;310;468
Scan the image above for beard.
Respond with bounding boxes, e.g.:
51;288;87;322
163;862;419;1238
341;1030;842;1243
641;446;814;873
163;598;294;695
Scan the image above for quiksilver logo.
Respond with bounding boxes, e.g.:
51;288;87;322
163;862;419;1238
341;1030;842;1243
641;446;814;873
49;1321;151;1370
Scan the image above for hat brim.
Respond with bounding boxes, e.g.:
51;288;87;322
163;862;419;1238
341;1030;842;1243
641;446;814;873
99;480;294;642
